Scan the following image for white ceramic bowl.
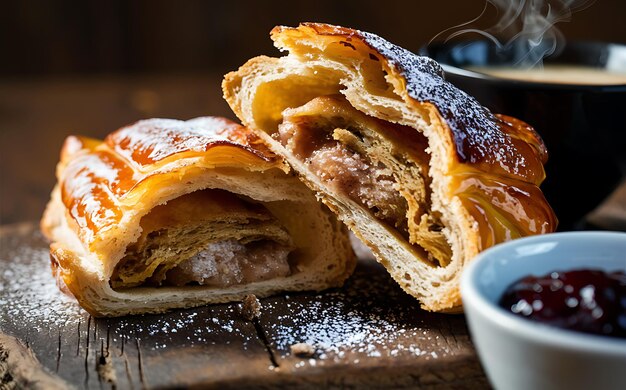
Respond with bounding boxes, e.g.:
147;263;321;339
461;232;626;390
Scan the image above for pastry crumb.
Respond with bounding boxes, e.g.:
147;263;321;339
97;353;117;385
290;342;316;358
241;294;261;321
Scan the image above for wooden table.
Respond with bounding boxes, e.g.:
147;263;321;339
0;223;487;389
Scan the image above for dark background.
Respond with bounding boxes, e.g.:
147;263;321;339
1;0;625;224
3;0;626;77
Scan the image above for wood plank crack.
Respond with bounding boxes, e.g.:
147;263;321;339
124;355;135;390
123;354;134;390
119;333;125;357
97;338;117;388
76;320;81;357
84;315;92;386
252;318;279;369
135;339;147;389
241;294;280;370
56;329;61;372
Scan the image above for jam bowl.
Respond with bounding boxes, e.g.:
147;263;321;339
421;41;626;229
460;231;626;390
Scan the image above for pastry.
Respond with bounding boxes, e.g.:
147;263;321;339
41;117;355;317
223;23;557;312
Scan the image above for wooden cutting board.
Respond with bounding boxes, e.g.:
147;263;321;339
0;223;488;389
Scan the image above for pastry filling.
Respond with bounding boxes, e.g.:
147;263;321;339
164;239;292;287
276;95;452;266
111;189;294;289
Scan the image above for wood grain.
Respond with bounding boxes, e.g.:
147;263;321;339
0;333;69;389
0;223;488;389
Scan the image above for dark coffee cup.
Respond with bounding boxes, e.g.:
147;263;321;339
421;41;626;230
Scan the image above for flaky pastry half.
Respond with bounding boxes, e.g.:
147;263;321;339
223;23;557;312
41;117;355;317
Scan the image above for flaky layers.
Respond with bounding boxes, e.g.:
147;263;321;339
223;23;557;312
41;117;355;317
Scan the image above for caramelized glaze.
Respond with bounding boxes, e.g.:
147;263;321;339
272;23;558;249
281;23;551;186
451;171;557;250
106;117;275;168
60;151;129;242
59;118;281;245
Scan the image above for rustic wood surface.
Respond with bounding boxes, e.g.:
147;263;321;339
0;223;488;389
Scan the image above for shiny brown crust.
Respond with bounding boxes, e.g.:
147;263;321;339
53;118;284;248
41;117;356;316
272;23;549;186
223;23;557;312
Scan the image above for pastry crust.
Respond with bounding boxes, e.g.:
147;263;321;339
41;117;355;317
223;23;557;312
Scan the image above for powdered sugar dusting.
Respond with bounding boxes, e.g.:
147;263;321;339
106;117;274;169
0;226;257;353
108;118;232;166
258;261;462;365
267;298;434;361
1;224;475;382
0;230;83;328
359;29;528;175
109;306;254;351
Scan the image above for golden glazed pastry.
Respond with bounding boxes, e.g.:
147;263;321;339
223;23;558;312
41;117;355;317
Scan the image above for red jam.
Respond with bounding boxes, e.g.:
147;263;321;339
499;269;626;338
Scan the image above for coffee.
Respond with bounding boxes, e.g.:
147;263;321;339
468;65;626;85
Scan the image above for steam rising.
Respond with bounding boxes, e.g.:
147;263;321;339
431;0;594;67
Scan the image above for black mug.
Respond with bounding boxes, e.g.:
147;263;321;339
421;41;626;230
